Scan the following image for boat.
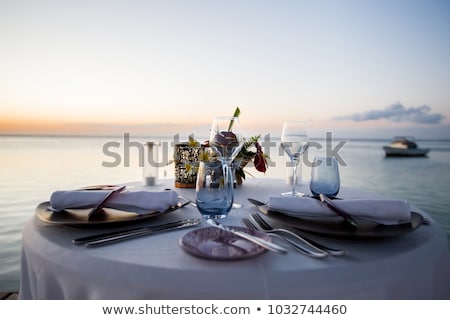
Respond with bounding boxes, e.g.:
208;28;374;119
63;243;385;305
382;136;430;157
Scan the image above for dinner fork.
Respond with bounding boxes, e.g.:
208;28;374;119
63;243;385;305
250;213;346;256
241;218;328;258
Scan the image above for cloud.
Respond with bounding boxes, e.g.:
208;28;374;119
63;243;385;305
335;102;445;124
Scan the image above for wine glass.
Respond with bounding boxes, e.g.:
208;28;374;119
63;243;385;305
209;116;244;164
195;116;244;219
310;156;340;198
280;121;309;196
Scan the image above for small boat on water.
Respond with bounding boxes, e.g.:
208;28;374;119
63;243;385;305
382;136;430;157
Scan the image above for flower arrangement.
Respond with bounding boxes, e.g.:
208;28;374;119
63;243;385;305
212;107;269;185
174;107;269;188
234;134;268;184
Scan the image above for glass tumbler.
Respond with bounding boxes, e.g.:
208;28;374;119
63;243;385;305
310;156;340;198
195;158;234;219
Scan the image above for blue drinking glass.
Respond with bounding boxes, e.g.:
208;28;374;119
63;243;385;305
195;116;244;219
310;156;340;198
195;158;234;219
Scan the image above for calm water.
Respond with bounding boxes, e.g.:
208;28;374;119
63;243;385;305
1;135;449;292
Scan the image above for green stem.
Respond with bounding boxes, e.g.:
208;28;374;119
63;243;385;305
228;107;241;131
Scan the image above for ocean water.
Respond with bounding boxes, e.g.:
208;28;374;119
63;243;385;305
1;135;449;292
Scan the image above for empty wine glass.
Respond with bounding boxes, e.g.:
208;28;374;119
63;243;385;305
310;156;340;198
280;121;309;196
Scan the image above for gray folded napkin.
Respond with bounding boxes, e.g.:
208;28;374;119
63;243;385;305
50;189;179;214
267;196;412;225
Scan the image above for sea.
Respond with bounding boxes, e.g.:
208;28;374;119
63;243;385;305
1;134;450;292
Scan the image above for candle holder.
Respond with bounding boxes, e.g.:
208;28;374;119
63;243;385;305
143;142;160;186
174;142;203;188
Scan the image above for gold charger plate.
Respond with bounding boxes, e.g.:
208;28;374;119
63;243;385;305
257;205;424;238
36;200;189;227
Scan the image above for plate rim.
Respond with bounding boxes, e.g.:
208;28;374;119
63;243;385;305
258;205;424;238
35;201;178;227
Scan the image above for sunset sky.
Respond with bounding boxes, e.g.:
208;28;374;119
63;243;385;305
1;0;449;138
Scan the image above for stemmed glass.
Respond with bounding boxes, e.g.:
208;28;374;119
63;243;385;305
280;121;309;196
209;116;244;164
195;116;244;219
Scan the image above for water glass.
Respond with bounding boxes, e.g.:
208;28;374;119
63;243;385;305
195;158;234;219
310;156;340;198
195;115;244;218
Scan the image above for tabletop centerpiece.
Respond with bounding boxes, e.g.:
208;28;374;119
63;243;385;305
206;107;269;186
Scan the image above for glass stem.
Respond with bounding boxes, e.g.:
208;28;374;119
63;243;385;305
291;157;299;196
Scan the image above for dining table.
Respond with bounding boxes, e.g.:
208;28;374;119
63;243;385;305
19;178;450;300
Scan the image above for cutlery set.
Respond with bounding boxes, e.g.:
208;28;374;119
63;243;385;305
73;218;201;247
69;190;345;258
206;219;288;254
72;215;343;259
242;218;326;257
243;213;345;257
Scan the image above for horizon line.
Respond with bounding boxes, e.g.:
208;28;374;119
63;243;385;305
1;132;450;142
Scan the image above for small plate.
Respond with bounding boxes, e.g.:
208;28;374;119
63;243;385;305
179;226;270;260
35;200;189;227
257;205;424;239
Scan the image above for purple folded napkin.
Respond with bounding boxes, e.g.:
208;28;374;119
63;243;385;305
267;196;412;225
50;189;179;214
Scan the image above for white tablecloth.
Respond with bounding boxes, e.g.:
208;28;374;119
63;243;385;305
19;179;450;299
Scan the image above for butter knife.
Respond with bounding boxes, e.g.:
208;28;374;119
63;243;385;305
206;219;288;254
88;185;126;218
83;218;201;247
319;193;358;229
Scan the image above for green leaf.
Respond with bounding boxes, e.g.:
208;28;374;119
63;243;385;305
228;106;241;131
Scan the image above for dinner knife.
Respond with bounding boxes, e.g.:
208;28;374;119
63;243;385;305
88;185;126;218
206;219;288;254
319;193;358;229
73;218;200;245
83;218;201;248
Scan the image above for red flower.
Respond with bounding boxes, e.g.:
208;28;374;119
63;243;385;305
253;141;267;173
